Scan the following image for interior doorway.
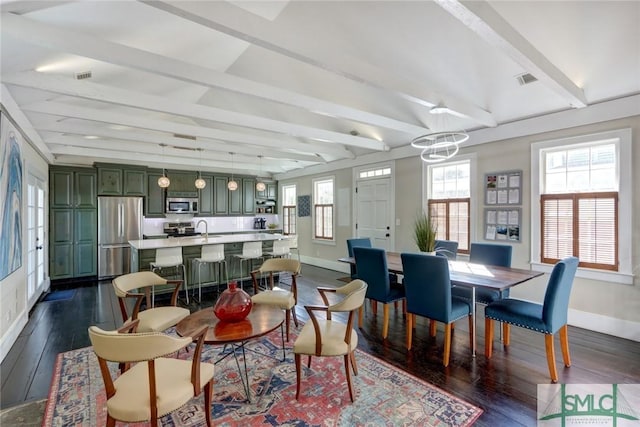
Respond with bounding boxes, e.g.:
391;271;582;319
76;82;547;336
354;164;394;251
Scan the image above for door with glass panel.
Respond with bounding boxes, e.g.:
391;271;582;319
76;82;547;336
27;173;47;306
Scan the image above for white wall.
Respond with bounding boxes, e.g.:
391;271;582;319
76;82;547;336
0;106;50;362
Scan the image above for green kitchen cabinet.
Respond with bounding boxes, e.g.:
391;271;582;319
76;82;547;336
267;182;277;200
123;169;147;196
49;166;98;280
214;176;229;215
146;171;166;218
97;167;123;195
242;178;255;215
166;171;198;193
229;179;242;215
197;175;215;216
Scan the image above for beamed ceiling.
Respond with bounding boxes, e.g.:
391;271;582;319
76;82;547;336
1;0;639;179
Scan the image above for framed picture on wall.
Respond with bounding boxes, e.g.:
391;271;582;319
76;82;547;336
484;208;521;242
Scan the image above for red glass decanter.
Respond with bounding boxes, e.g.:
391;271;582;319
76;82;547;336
213;281;253;322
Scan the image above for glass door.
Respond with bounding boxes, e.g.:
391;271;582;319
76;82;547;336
27;173;47;306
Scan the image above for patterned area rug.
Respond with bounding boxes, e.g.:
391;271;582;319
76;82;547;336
43;326;482;426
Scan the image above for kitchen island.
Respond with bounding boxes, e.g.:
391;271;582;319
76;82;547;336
129;233;292;290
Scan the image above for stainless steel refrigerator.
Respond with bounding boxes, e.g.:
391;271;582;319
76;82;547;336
98;197;143;279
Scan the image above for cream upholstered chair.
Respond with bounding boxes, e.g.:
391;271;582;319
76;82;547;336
88;323;214;427
250;258;301;341
293;279;367;402
113;271;190;333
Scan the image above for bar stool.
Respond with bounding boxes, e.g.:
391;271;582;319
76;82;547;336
192;244;228;301
151;247;188;304
288;235;300;263
266;238;291;259
234;241;263;287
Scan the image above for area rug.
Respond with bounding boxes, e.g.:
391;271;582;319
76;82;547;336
41;289;75;302
43;326;482;426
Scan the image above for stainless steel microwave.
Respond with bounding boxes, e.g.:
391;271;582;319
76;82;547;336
165;197;198;214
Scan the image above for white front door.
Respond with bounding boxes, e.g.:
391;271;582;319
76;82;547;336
27;173;47;306
356;177;392;250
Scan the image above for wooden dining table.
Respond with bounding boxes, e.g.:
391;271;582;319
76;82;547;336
338;252;544;355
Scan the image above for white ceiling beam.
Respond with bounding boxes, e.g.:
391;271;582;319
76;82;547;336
1;12;428;136
142;0;497;128
434;0;587;108
19;100;354;160
4;71;387;151
35;121;324;164
45;135;293;173
0;1;72;14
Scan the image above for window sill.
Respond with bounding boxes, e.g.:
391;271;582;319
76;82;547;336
312;238;336;246
531;262;634;285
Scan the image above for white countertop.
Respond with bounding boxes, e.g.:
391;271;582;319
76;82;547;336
129;232;290;250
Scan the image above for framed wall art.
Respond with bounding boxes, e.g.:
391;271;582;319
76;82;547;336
484;170;522;206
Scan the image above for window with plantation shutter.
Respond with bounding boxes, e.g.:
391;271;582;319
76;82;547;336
282;184;296;235
313;177;334;241
427;160;471;254
541;192;618;270
533;128;631;282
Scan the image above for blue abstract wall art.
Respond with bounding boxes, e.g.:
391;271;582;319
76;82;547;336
0;111;23;280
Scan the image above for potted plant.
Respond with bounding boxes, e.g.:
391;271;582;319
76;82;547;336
413;211;437;254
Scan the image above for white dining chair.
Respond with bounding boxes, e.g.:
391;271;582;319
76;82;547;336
150;247;188;303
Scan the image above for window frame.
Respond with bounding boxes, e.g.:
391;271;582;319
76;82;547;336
423;155;476;254
312;176;335;242
531;128;633;284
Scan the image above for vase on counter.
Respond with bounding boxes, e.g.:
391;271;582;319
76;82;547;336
213;281;253;322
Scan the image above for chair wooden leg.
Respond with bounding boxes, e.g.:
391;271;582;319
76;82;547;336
204;380;213;427
443;323;452;367
358;306;364;327
344;354;355;402
412;314;417;329
307;355;312;368
291;305;299;327
429;319;437;337
295;353;302;399
394;301;398;311
485;318;494;358
406;312;413;349
382;303;390;339
559;324;571;367
402;299;407;315
285;309;291;342
545;333;559;382
350;350;358;375
107;415;116;427
503;323;510;346
372;300;377;315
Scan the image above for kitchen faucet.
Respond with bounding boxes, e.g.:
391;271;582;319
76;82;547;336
196;219;208;238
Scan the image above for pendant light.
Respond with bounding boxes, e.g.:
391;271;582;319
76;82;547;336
194;148;206;189
256;155;266;192
157;143;170;188
227;152;238;191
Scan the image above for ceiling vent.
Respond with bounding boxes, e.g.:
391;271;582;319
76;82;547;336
516;73;538;85
173;133;197;140
74;71;92;80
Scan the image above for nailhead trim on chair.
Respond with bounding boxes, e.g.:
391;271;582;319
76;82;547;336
484;315;552;334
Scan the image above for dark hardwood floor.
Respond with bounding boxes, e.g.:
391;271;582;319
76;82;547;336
2;264;639;426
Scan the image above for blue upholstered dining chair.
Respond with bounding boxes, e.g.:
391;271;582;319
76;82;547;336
346;238;372;280
401;252;473;367
353;246;405;339
435;239;459;260
484;256;579;382
452;243;513;304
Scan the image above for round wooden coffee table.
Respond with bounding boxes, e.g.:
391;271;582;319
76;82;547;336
176;304;285;402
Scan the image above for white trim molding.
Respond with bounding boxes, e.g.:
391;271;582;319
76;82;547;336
568;308;640;343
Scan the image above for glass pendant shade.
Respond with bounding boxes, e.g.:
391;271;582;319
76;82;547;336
256;181;266;192
157;174;170;188
227;179;238;191
195;177;206;189
213;281;252;322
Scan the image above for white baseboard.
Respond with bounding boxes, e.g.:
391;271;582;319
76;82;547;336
0;311;28;363
569;308;640;342
299;255;350;275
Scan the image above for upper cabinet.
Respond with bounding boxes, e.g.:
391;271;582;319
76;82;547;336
242;178;255;215
165;171;198;193
197;174;215;216
97;164;146;196
146;170;165;218
50;167;97;208
255;180;277;214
